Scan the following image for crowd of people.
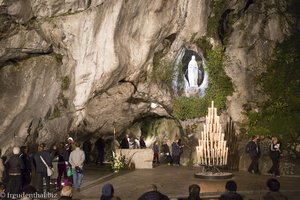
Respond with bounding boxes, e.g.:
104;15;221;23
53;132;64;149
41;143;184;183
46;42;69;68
0;137;86;199
0;133;289;200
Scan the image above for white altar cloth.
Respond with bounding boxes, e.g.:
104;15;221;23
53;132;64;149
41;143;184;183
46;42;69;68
116;149;153;169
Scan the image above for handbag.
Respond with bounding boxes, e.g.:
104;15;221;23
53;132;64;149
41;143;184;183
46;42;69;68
67;166;73;177
75;166;83;174
40;156;54;177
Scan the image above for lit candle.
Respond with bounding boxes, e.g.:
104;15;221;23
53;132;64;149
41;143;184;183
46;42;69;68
225;147;228;165
212;148;215;165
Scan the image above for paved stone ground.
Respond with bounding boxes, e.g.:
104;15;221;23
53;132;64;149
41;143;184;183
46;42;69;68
68;163;300;200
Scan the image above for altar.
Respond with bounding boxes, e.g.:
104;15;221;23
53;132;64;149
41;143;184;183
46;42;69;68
116;149;153;169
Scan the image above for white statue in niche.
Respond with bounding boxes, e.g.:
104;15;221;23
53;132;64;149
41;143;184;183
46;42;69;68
188;55;199;87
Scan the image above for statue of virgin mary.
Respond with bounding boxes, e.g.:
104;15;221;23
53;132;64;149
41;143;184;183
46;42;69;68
187;55;199;87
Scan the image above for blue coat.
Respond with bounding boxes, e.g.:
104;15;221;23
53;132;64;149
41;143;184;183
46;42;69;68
172;142;180;156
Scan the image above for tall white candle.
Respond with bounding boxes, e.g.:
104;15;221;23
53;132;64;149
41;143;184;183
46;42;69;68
225;147;228;165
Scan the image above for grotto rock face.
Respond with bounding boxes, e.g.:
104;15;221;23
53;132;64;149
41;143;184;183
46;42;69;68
0;55;62;153
0;0;295;162
0;0;211;151
225;0;290;123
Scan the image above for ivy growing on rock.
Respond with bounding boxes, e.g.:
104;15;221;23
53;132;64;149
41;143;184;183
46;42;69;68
151;51;184;93
247;34;300;153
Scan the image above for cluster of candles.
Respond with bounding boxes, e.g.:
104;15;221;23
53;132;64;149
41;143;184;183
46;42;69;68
196;101;228;166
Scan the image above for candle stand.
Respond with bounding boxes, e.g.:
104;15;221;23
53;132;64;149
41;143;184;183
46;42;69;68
194;101;233;179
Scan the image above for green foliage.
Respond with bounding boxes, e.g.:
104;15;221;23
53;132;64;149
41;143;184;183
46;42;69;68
194;36;213;57
51;53;63;64
205;46;233;110
61;76;70;90
172;46;234;120
207;0;229;38
247;34;300;147
173;97;207;120
51;104;61;119
151;54;181;91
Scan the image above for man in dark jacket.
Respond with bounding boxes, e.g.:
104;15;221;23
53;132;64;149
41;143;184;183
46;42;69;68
7;146;24;195
95;136;105;166
138;184;169;200
82;139;92;165
34;143;52;193
20;146;32;187
172;139;181;166
140;136;146;149
55;142;69;190
246;136;260;174
120;134;130;149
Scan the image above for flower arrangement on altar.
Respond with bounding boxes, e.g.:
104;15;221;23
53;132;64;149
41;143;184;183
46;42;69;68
111;151;127;172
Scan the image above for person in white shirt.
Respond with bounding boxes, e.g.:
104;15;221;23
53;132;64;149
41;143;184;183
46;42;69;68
69;142;85;192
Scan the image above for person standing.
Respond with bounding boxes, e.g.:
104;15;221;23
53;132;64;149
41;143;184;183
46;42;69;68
7;146;24;195
69;142;85;192
172;139;181;166
20;146;32;187
162;140;172;165
55;142;69;190
34;143;52;193
66;137;74;156
140;136;146;149
246;136;261;174
82;139;92;165
95;136;105;166
267;137;282;177
152;141;159;164
178;139;184;165
120;134;130;149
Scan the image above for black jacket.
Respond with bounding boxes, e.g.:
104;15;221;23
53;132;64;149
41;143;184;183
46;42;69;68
19;153;32;173
95;138;105;151
7;155;24;175
34;150;52;173
247;141;260;158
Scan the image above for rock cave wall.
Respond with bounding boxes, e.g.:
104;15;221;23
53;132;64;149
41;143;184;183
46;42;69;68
0;0;296;172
